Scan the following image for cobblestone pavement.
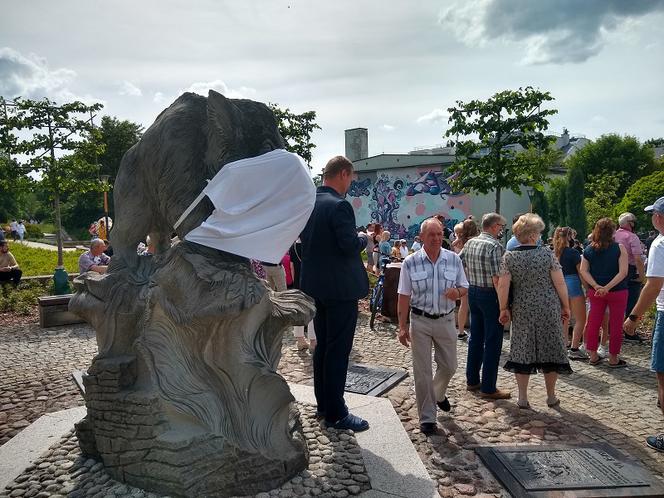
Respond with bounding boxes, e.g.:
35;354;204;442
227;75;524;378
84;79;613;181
0;405;370;498
2;312;664;497
0;323;96;446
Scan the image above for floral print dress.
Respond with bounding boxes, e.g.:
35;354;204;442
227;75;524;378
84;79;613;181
501;246;572;375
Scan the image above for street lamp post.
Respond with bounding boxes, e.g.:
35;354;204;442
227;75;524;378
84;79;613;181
100;174;110;241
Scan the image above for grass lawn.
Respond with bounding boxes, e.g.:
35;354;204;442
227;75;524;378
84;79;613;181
6;242;84;276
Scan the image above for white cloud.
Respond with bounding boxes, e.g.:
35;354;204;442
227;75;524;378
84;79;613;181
0;46;102;104
416;108;448;125
439;0;664;64
153;91;167;104
0;47;76;98
182;80;256;99
118;80;142;97
381;124;395;132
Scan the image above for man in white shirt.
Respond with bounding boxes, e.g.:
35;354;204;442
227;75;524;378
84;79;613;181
624;196;664;452
397;218;469;435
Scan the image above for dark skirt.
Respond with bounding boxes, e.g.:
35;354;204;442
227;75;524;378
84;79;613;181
503;361;573;375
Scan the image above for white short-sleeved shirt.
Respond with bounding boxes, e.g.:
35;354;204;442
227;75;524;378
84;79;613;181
398;247;469;315
646;234;664;311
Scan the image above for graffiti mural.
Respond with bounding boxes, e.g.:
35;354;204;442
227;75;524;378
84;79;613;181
348;177;371;197
348;167;472;240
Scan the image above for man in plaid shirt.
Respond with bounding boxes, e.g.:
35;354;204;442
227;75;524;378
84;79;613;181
460;213;511;399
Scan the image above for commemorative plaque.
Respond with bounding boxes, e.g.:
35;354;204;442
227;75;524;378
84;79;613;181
344;363;407;396
476;443;664;497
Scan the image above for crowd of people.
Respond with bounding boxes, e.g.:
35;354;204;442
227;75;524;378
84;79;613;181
246;168;663;449
4;151;663;452
391;201;664;451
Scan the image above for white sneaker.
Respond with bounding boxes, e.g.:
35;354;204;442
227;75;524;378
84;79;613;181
597;345;608;358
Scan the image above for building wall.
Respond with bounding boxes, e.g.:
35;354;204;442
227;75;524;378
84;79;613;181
348;165;531;239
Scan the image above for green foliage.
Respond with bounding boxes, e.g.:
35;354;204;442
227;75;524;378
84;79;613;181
645;138;664;147
531;189;551;236
24;223;44;239
445;87;558;212
566;134;656;198
615;170;664;228
566;167;586;237
269;103;320;167
0;280;51;315
547;177;568;227
6;242;84;276
0;97;105;266
583;172;623;233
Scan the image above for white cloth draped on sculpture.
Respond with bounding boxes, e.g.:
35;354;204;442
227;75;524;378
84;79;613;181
181;149;316;264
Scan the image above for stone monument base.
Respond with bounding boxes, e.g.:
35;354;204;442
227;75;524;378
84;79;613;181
76;355;308;497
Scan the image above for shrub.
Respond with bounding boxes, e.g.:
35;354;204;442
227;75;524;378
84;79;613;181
25;223;44;240
0;280;51;315
615;170;664;229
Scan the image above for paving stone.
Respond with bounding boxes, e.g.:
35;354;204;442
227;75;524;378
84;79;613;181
2;309;663;497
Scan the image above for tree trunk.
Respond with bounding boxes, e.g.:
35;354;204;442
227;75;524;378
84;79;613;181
495;187;501;213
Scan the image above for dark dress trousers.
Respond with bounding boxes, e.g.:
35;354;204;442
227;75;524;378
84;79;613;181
300;186;369;423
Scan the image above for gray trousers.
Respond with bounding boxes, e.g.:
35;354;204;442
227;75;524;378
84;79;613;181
410;312;458;424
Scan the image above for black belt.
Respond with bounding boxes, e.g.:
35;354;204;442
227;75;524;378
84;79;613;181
410;306;454;320
261;262;281;267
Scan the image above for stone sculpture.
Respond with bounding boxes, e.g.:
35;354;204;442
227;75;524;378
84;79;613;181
71;90;315;497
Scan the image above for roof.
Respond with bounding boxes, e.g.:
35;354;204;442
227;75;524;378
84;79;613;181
352;153;455;172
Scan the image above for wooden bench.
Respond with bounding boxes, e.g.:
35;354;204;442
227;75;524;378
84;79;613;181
38;294;86;328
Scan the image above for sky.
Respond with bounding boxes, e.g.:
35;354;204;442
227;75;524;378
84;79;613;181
1;0;663;175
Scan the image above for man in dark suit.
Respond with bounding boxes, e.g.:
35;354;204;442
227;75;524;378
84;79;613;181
300;156;370;432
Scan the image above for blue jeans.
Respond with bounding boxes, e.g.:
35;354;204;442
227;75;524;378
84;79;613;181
466;286;504;394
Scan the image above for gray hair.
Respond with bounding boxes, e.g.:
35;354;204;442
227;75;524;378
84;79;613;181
90;238;105;249
420;217;443;235
482;212;506;230
618;212;636;227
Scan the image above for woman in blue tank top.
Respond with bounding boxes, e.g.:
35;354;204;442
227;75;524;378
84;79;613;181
580;218;629;367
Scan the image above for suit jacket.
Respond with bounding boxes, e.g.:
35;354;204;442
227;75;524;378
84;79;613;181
300;186;369;301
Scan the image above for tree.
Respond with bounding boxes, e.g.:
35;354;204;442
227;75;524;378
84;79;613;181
445;86;558;212
566;167;586;238
0;97;104;267
531;189;550;237
269;103;320;168
66;116;144;230
566;134;656;198
0;153;32;222
615;170;664;229
583;172;623;234
546;177;568;228
645;138;664;147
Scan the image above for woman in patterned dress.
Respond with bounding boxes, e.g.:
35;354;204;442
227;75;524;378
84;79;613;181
497;214;573;409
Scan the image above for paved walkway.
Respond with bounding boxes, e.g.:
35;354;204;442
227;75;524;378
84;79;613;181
1;313;663;497
12;240;80;252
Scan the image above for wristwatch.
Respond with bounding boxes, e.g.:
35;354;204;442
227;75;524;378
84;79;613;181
628;314;641;322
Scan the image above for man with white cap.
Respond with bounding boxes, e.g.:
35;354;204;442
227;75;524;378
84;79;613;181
615;212;646;341
624;196;664;452
300;156;370;432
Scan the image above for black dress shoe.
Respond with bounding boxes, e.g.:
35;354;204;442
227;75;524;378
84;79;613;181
437;397;451;412
420;422;437;435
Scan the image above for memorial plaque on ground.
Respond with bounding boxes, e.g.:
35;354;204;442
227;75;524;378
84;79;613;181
344;363;407;396
476;443;664;497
